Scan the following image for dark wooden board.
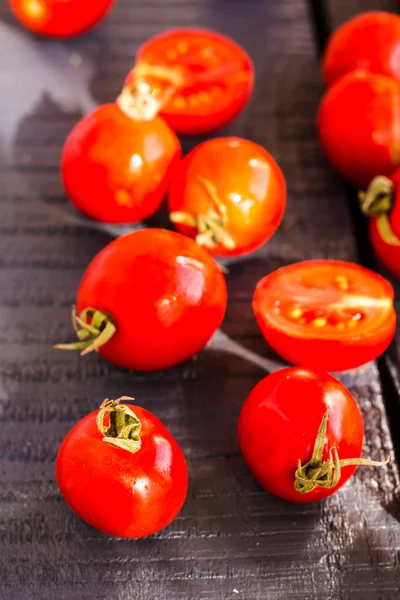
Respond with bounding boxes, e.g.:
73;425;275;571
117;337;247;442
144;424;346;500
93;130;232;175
1;1;400;599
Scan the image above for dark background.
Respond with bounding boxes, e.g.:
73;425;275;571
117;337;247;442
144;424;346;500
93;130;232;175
1;0;400;598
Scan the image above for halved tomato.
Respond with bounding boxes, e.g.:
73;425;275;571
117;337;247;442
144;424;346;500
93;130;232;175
121;28;254;135
253;260;396;372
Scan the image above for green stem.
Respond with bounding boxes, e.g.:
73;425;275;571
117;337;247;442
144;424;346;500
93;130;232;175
96;397;142;454
359;176;394;216
55;306;116;355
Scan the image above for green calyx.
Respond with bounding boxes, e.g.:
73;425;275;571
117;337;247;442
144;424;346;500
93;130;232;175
96;397;142;454
170;176;236;251
294;409;389;494
55;306;116;356
359;176;400;247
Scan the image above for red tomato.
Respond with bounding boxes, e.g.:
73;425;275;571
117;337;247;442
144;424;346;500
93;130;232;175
318;70;400;189
56;228;227;371
253;260;395;372
122;28;254;135
56;398;188;537
323;12;400;87
238;368;387;503
9;0;114;38
168;137;286;257
61;104;181;224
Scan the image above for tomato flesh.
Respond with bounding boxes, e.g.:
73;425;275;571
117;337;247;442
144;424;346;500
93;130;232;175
61;104;181;224
129;28;254;135
76;228;227;371
318;70;400;189
168;137;286;257
253;260;396;372
56;404;188;537
238;368;364;503
9;0;114;38
323;12;400;87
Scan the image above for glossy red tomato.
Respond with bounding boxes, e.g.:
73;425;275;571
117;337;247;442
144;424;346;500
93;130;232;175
168;137;286;257
318;70;400;189
122;28;254;135
61;104;181;224
56;228;227;371
253;260;395;372
238;368;387;503
9;0;114;38
56;398;188;537
323;12;400;87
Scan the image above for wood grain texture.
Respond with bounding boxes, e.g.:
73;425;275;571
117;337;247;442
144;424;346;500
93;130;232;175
0;0;400;599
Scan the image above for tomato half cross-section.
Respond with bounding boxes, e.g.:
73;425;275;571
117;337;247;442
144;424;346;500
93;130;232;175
9;0;114;38
238;368;388;503
252;260;396;372
56;397;188;538
56;228;227;372
121;28;254;135
61;103;181;223
168;137;286;257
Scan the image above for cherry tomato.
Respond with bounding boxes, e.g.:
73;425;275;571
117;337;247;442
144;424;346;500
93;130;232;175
360;173;400;279
56;228;227;371
323;12;400;87
9;0;114;38
253;259;395;372
168;137;286;257
61;104;181;224
122;28;254;135
238;368;386;503
318;70;400;189
56;397;188;537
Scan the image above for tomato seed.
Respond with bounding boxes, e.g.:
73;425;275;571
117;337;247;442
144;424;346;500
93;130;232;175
311;317;327;327
335;275;349;290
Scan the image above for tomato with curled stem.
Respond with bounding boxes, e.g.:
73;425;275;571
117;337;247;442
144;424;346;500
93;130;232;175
359;173;400;279
61;103;181;224
56;397;188;538
322;12;400;87
238;368;388;503
253;260;395;372
56;228;227;372
120;28;254;135
9;0;114;38
168;137;286;257
318;70;400;189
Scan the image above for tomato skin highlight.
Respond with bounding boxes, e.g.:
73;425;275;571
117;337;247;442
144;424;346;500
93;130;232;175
133;28;254;135
323;12;400;87
318;70;400;189
61;104;181;224
9;0;114;38
75;228;227;371
56;404;188;538
253;260;396;372
238;368;364;503
168;137;286;257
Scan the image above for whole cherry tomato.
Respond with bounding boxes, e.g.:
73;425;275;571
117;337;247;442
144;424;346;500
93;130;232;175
56;397;188;537
61;104;181;224
323;12;400;87
238;368;387;503
168;137;286;257
253;259;395;372
56;228;227;371
318;70;400;189
121;28;254;135
359;174;400;279
9;0;114;38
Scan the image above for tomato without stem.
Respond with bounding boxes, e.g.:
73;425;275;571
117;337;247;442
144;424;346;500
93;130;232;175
56;398;188;537
9;0;114;38
318;70;400;189
253;260;395;372
323;12;400;87
168;137;286;257
121;28;254;135
61;104;181;224
56;228;227;371
238;369;387;503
